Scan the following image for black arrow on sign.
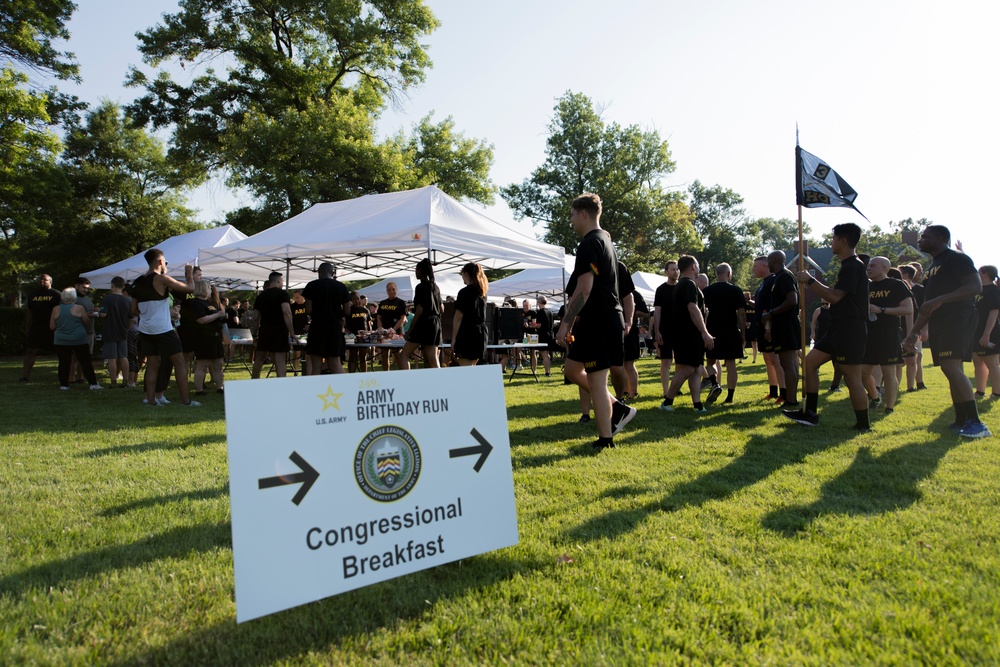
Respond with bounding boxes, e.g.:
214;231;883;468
258;451;319;505
449;428;494;473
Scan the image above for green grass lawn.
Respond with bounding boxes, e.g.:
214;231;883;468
2;355;999;665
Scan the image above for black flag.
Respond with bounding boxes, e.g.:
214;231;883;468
796;146;866;219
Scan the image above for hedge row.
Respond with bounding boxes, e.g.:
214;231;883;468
0;308;27;356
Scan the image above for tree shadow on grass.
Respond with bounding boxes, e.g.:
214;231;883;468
564;427;849;543
762;416;962;536
98;484;229;518
83;431;226;457
107;552;546;667
0;522;233;600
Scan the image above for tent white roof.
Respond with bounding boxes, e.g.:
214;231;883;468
197;186;566;285
487;255;575;300
81;225;250;289
354;273;468;303
631;271;668;303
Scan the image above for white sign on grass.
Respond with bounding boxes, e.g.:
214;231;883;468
225;364;518;623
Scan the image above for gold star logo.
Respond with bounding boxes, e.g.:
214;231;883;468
317;385;343;412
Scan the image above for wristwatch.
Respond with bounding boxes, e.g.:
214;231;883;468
881;307;886;314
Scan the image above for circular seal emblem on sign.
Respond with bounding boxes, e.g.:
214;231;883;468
354;425;422;502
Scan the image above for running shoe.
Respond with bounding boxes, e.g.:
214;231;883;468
611;401;637;436
782;409;819;426
659;401;674;412
705;384;723;405
958;421;992;439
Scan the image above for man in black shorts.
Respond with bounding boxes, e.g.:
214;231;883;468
703;262;747;404
303;262;351;375
863;257;912;413
653;260;680;405
903;225;991;438
660;255;715;412
760;251;801;407
20;274;60;382
752;256;786;403
783;223;870;430
251;271;295;378
555;193;636;450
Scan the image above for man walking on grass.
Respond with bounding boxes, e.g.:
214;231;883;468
555;193;636;451
660;255;715;413
702;262;747;404
760;251;801;409
783;223;870;431
903;225;991;438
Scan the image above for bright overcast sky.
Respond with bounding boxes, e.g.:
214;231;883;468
66;0;1000;266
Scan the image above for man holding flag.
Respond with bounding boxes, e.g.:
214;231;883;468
783;223;871;430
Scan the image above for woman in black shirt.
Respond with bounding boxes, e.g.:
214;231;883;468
452;262;489;366
400;258;443;369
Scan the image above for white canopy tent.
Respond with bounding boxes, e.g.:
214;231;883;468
487;255;575;301
355;273;468;303
81;225;250;289
631;271;668;304
197;186;567;286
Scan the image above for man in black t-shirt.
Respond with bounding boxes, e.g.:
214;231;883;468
752;256;786;402
703;262;747;404
863;257;912;412
376;282;407;371
555;193;636;451
903;225;990;438
784;223;871;430
660;255;715;412
652;260;680;402
760;251;801;408
251;271;295;378
21;273;61;382
303;262;351;375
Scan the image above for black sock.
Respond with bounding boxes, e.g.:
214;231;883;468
917;382;926;389
959;400;981;424
975;391;986;398
779;387;788;401
805;392;819;414
693;401;704;410
954;402;966;425
726;389;735;401
663;396;674;406
708;374;717;384
855;409;870;428
769;385;778;398
593;436;614;448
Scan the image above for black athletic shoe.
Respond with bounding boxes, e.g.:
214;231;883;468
18;377;29;383
591;438;615;451
782;409;819;426
578;414;591;423
868;396;882;409
610;401;637;436
851;423;873;433
705;384;723;405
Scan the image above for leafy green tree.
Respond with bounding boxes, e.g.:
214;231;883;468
502;91;697;271
43;101;205;277
0;0;78;80
818;217;931;270
687;180;757;281
126;0;492;221
0;67;64;303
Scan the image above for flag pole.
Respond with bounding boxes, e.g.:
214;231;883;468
798;204;807;378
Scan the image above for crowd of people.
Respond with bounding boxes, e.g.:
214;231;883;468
18;205;998;442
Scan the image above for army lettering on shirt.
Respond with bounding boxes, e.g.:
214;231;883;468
868;277;912;333
290;301;309;335
377;297;407;331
